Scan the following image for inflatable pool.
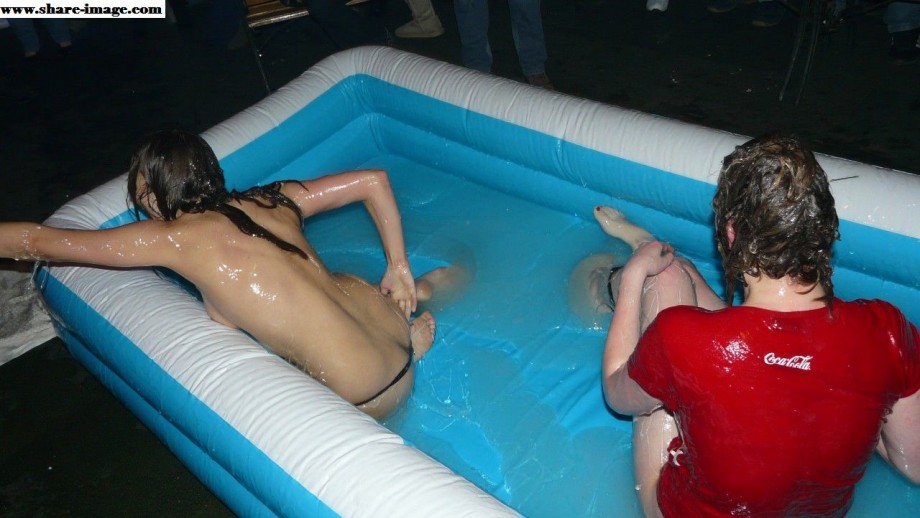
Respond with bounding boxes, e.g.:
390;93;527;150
35;47;920;517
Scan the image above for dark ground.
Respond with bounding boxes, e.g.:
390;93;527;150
1;0;917;515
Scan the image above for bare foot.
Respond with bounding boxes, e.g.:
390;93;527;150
594;206;654;251
410;311;436;360
415;265;471;307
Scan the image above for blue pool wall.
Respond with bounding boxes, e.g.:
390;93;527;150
216;74;920;327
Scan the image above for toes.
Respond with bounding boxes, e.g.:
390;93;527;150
410;311;437;360
594;205;623;223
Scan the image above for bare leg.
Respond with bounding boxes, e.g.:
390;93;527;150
594;206;654;250
597;206;702;518
570;207;659;327
415;265;472;313
615;261;697;518
596;205;725;312
569;207;649;327
676;257;727;312
634;410;674;518
409;265;470;360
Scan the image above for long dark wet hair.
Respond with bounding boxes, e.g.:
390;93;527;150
127;130;309;260
712;133;839;305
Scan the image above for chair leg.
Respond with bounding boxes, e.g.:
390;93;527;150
779;0;811;102
794;0;824;104
246;27;272;95
248;20;307;95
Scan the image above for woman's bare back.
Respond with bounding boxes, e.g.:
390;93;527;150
161;199;423;412
2;165;446;419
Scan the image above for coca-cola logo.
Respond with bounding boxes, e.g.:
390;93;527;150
763;352;812;371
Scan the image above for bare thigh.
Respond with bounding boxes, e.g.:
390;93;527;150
623;261;697;517
633;410;672;518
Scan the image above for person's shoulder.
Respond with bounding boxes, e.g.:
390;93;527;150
659;304;721;319
154;212;225;240
837;297;903;318
652;305;751;337
654;304;722;328
835;298;913;331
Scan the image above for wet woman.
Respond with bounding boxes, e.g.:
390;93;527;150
0;130;462;419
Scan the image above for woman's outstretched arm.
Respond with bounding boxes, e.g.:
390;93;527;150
0;221;175;269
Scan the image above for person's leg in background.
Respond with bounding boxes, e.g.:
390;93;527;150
453;0;492;73
884;2;920;64
507;0;552;89
41;19;73;50
9;18;72;58
8;19;42;57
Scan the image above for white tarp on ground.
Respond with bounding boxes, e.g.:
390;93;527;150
0;266;56;366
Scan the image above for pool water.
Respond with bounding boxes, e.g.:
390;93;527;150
305;155;919;517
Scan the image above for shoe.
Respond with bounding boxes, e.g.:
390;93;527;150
526;73;555;91
394;18;444;38
396;0;444;39
752;1;783;28
888;28;920;65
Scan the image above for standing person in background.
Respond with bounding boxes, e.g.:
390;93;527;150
592;134;919;517
395;0;444;38
8;18;73;58
453;0;553;90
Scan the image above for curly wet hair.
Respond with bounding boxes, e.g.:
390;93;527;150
127;129;309;259
712;133;839;305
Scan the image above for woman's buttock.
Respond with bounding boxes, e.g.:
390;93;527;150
332;273;411;345
326;274;414;409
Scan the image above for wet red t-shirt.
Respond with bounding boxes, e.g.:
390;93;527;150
628;299;920;518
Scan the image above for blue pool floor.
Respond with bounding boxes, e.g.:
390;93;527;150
307;155;919;517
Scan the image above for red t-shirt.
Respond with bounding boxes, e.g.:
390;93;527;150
627;299;920;518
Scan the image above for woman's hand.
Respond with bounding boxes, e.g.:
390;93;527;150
380;262;417;319
627;241;676;278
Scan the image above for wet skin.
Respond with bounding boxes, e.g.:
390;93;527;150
0;170;435;419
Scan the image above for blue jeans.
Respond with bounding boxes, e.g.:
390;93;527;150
8;18;72;55
453;0;547;76
884;2;920;33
